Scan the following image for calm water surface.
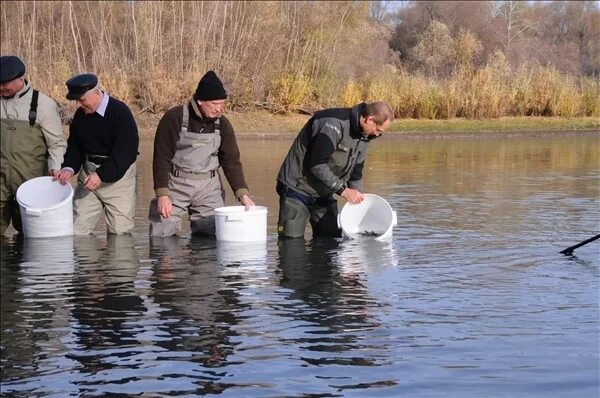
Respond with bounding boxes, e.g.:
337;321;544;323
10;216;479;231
1;132;599;397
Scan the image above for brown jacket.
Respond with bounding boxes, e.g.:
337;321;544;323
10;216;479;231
152;99;250;199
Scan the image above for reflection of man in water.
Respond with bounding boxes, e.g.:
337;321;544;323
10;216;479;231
69;235;145;373
147;236;242;388
277;239;379;366
1;237;75;383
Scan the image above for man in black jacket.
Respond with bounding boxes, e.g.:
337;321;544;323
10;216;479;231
55;73;139;235
276;101;394;239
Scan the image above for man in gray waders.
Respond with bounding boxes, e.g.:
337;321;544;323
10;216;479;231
276;101;394;239
0;55;67;237
54;73;139;235
149;70;254;237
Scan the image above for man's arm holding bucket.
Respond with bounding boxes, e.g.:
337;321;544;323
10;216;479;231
306;121;364;204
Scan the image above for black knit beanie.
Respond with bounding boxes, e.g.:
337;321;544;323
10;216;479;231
194;70;227;101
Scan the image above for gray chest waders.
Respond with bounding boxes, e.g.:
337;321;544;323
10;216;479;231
148;105;224;237
171;105;221;178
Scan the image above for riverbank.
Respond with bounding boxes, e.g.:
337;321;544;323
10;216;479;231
136;110;599;139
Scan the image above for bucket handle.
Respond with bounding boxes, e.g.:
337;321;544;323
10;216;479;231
226;215;244;222
26;208;42;217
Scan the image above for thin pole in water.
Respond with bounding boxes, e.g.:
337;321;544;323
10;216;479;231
560;234;600;256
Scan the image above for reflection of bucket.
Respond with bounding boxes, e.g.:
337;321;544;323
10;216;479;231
16;177;73;238
20;236;75;295
338;194;397;241
216;241;267;264
214;206;268;242
337;239;397;271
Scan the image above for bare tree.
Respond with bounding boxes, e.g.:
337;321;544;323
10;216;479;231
492;1;536;55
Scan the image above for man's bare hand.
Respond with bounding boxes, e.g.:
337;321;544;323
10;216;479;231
54;169;74;185
157;195;173;218
83;172;102;191
341;188;364;204
240;194;255;210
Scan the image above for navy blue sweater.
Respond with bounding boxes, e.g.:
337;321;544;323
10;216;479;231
62;97;139;182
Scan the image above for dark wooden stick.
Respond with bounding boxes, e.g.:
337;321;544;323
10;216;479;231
560;234;600;255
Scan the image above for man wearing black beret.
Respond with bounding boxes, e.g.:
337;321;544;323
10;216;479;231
54;73;139;235
0;55;66;237
148;70;254;236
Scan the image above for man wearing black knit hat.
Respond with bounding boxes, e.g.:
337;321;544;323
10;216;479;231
148;70;255;237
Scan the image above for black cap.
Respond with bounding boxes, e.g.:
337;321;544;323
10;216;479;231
194;71;227;101
65;73;98;100
0;55;26;83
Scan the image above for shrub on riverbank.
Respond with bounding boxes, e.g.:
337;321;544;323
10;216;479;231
3;1;598;120
339;59;600;119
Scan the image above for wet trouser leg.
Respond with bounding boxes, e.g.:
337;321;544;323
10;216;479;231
148;174;192;237
1;176;22;235
189;175;224;236
277;195;311;239
99;164;136;234
0;186;15;235
74;164;137;235
72;185;103;235
148;197;187;237
310;197;341;238
0;196;9;235
149;173;223;237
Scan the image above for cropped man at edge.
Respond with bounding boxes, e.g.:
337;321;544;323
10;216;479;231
276;101;394;239
54;73;139;235
0;55;66;236
148;70;254;237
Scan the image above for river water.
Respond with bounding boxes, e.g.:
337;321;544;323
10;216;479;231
1;132;599;397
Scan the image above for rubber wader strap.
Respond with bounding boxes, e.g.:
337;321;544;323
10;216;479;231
182;104;189;133
29;89;39;127
214;118;220;135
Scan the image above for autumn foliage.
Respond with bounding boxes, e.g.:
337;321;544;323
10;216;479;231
1;1;598;119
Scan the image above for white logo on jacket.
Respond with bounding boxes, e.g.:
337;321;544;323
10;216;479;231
324;122;341;136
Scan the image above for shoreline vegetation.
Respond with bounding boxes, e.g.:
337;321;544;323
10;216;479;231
3;2;598;139
137;111;600;139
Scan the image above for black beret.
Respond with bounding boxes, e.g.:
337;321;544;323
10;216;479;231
0;55;26;83
65;73;98;100
194;70;227;101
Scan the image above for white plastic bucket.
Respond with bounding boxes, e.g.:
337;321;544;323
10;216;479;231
338;194;397;241
214;206;268;242
16;176;74;238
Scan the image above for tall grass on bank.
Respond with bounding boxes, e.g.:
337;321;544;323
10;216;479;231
347;62;599;120
18;48;600;121
2;1;598;119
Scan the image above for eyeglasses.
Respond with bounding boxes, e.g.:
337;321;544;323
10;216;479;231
369;117;385;132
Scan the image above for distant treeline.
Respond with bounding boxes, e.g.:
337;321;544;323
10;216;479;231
2;1;599;118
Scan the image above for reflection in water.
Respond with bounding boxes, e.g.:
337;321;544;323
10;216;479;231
144;236;244;395
1;134;598;397
67;235;145;378
1;237;75;386
216;241;268;266
337;238;398;272
276;239;388;370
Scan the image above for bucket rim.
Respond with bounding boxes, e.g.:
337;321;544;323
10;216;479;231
340;193;393;213
214;205;268;214
16;176;74;212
